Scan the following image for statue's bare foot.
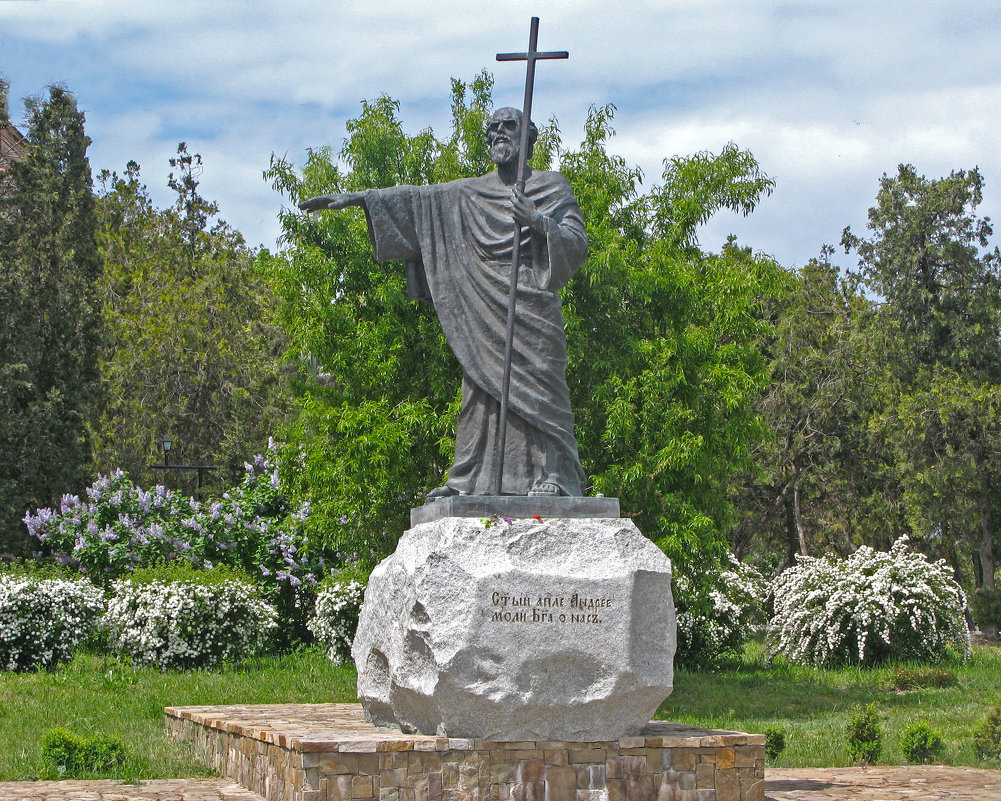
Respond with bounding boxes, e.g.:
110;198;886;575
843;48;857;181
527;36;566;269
426;484;459;502
527;481;562;497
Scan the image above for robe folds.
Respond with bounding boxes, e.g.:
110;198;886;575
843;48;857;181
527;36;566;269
361;169;588;496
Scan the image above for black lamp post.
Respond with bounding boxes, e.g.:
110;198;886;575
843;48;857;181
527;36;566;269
151;435;215;496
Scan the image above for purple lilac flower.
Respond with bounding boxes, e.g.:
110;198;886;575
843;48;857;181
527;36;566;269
182;517;205;535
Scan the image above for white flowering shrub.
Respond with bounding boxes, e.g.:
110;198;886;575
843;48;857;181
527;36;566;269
308;578;366;665
674;555;766;668
766;537;970;667
104;568;277;670
0;572;105;671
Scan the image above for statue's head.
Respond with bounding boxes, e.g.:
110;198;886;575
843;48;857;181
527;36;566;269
486;107;538;166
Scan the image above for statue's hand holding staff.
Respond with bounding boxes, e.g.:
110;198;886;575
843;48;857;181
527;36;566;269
511;187;545;234
298;192;366;213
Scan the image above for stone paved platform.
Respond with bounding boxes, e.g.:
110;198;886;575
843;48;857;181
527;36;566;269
0;779;265;800
765;766;1001;800
0;767;999;800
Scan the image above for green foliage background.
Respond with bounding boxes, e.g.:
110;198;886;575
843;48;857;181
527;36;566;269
2;73;998;642
92;146;291;490
262;73;783;574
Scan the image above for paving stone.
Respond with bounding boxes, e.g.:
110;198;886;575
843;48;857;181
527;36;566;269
0;779;265;800
764;766;1001;800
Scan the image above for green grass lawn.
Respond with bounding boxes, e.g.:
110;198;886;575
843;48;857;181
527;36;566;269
658;640;1001;769
0;643;998;781
0;648;356;781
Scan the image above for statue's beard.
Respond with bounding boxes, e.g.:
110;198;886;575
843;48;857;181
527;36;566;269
490;139;518;166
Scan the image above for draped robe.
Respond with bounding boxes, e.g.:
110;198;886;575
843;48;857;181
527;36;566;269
361;169;588;496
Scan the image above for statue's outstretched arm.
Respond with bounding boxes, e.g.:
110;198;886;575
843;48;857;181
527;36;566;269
298;192;366;213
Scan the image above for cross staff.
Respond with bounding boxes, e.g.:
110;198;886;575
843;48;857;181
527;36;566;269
492;17;569;496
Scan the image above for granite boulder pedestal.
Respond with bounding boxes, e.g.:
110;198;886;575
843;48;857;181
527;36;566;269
352;498;676;742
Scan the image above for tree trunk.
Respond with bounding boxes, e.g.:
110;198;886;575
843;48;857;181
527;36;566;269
837;514;857;556
978;485;997;639
793;482;809;557
784;492;798;568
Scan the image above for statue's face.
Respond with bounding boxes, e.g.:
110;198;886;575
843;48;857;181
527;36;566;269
487;110;521;166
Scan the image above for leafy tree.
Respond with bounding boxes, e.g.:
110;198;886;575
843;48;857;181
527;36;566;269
732;252;907;565
0;85;101;554
558;107;783;568
843;165;1001;380
263;75;782;575
843;164;1001;636
92;146;291;490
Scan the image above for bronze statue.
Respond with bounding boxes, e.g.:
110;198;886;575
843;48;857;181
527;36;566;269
300;108;588;500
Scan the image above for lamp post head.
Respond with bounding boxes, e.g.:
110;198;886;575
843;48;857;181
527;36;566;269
160;436;172;453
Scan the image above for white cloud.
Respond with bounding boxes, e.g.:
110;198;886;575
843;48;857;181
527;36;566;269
3;0;1001;265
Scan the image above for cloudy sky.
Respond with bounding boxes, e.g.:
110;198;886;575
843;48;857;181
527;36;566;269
2;0;1000;268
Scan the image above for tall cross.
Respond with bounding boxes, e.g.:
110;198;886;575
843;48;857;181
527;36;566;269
492;18;569;496
495;18;569;189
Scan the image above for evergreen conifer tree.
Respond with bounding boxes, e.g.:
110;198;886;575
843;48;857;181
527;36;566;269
0;85;101;554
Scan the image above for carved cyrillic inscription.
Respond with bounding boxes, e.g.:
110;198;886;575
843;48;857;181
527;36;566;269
489;591;612;624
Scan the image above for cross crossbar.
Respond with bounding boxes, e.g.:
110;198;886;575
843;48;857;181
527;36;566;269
495;50;569;62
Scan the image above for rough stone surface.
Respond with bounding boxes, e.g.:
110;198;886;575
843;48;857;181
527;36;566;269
351;516;675;740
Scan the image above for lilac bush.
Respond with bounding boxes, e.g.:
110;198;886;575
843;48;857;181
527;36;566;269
25;442;327;645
